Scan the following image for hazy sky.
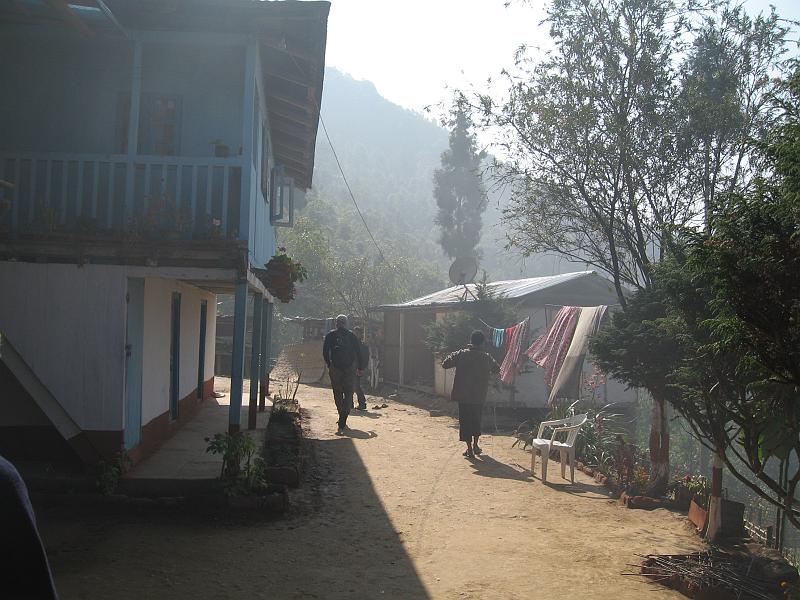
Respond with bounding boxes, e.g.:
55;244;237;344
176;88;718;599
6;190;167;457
324;0;800;115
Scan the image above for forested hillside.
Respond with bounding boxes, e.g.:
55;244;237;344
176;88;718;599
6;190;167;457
278;68;563;321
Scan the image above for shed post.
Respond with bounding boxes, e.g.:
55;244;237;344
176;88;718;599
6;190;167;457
229;281;249;433
398;311;405;386
248;293;263;429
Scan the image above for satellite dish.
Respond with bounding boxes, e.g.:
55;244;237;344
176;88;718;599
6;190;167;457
449;256;479;286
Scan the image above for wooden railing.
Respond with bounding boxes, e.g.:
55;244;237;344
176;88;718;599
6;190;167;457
0;152;244;239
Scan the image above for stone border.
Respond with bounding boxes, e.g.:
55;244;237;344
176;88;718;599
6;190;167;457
263;396;304;488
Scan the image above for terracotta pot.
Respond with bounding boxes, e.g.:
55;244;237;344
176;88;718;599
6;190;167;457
688;498;709;532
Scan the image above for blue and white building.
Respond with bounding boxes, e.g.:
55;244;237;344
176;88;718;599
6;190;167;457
0;0;329;466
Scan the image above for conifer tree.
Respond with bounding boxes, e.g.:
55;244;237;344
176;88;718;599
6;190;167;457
433;106;487;259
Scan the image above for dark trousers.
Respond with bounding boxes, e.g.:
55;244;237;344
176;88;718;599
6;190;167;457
329;366;354;428
458;403;484;442
355;374;367;408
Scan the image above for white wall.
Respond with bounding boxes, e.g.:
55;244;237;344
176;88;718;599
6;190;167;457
141;279;215;424
0;263;127;430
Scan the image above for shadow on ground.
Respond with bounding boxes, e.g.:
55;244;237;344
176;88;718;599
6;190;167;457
39;422;430;600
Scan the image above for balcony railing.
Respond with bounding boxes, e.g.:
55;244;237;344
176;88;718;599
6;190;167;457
0;152;244;240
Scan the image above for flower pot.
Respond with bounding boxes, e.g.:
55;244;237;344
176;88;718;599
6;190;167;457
688;497;709;532
672;486;692;511
214;144;230;158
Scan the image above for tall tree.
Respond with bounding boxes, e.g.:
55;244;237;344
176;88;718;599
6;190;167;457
476;0;789;495
593;67;800;530
433;105;487;259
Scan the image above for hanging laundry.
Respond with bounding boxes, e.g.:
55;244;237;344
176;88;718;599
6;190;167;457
491;328;505;348
549;305;608;403
525;306;581;388
500;317;530;385
504;326;515;349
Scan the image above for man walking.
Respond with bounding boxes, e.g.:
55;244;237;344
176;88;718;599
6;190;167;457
442;330;500;458
353;326;370;410
323;315;366;434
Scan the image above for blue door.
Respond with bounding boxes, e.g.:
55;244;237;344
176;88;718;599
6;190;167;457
125;278;144;450
170;292;182;420
197;300;207;399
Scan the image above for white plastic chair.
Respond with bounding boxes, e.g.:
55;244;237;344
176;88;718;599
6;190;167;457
530;413;588;483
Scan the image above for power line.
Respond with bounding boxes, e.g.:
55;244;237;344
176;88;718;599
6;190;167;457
318;113;387;264
285;53;386;263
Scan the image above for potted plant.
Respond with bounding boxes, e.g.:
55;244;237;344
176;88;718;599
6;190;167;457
263;247;307;303
685;474;711;530
669;474;695;510
205;431;288;511
142;193;192;240
195;213;223;240
210;139;230;158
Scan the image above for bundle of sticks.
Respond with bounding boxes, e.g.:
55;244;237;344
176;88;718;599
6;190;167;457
624;550;783;600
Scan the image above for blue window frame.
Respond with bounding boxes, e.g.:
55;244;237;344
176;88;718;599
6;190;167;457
269;165;294;227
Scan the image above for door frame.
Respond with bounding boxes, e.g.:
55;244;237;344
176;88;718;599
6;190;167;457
124;278;145;450
169;291;182;421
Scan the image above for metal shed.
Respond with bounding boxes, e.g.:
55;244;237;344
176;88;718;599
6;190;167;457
377;271;636;407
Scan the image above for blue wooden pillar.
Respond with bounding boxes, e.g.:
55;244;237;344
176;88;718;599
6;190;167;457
259;301;273;411
247;293;263;430
229;281;249;433
124;37;143;225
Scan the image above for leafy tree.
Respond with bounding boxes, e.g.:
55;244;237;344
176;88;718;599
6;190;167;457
424;277;517;364
476;0;790;494
279;210;443;323
593;68;800;528
433;104;487;259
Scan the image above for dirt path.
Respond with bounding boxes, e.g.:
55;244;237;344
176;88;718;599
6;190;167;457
42;384;703;599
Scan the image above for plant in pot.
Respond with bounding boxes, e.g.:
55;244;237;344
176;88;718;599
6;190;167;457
143;193;192;240
196;213;223;240
205;431;281;508
684;474;711;530
264;247;307;303
668;474;696;510
211;139;230;158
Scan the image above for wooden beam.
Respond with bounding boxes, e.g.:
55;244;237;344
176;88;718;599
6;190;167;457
42;0;92;36
263;66;311;89
274;154;310;173
271;136;309;160
268;107;315;128
270;119;311;138
261;37;319;65
270;92;312;113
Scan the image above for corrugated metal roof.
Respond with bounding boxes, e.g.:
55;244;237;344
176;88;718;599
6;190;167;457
378;271;601;310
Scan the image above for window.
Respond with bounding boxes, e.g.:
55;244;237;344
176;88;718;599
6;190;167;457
145;95;182;156
269;165;294;227
116;93;182;155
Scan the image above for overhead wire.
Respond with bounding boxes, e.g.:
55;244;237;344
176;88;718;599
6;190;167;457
284;52;387;264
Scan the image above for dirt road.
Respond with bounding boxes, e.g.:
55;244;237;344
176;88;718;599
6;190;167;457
41;384;703;599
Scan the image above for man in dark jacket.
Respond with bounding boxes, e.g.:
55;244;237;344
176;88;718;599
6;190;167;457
322;315;366;434
352;326;371;410
442;330;500;458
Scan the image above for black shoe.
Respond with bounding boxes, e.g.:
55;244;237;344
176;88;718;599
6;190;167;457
357;404;367;410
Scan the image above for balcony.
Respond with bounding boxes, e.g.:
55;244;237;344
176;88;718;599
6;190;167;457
0;151;245;238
